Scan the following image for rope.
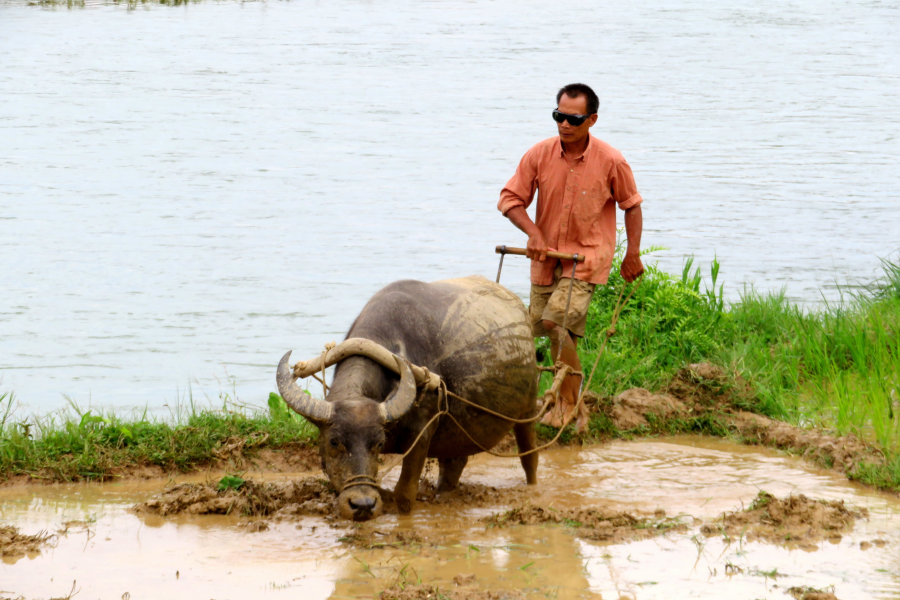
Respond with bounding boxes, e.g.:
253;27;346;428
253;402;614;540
340;474;379;493
375;380;450;482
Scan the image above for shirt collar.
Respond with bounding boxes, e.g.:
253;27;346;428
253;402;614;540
557;133;592;162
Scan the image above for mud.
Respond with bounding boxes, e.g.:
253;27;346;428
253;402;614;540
0;524;55;558
702;490;868;550
133;471;538;522
380;579;526;600
588;363;886;478
134;477;334;517
484;505;687;544
3;438;900;599
787;587;839;600
341;528;427;549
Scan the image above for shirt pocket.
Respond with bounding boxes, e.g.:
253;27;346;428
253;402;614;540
572;181;609;239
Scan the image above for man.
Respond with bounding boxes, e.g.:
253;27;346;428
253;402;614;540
498;83;644;432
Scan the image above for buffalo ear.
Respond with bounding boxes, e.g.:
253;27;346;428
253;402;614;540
378;356;417;423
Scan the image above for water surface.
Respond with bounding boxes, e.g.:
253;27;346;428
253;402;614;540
1;0;898;411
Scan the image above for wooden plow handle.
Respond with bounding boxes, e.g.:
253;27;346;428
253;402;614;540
494;245;586;262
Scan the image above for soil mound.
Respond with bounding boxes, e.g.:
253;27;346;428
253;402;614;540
134;477;335;517
702;491;867;549
607;388;688;429
484;505;686;543
0;524;56;558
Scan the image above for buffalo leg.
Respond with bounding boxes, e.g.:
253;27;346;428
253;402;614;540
514;422;539;484
393;440;430;514
437;456;468;492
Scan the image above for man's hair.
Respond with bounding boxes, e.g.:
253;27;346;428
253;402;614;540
556;83;599;115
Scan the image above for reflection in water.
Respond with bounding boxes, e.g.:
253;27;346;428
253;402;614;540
1;0;898;411
0;438;898;599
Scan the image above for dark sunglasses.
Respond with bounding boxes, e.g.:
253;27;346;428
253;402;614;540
552;109;591;127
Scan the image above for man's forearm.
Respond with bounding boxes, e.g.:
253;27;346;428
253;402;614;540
504;205;549;261
504;206;541;238
624;205;643;254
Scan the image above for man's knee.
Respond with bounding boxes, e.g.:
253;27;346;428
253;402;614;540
542;319;558;334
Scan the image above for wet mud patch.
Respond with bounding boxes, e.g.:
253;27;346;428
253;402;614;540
379;575;526;600
787;586;839;600
134;476;335;517
483;505;687;544
0;524;56;558
341;528;427;549
702;491;868;549
415;481;532;509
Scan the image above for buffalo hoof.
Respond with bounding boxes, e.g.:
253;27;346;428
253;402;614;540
396;495;413;514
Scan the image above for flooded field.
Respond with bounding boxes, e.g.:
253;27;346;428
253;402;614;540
2;437;898;599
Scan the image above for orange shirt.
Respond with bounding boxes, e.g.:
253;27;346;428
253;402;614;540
498;135;643;285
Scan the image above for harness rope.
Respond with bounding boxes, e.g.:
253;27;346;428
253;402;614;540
323;277;641;488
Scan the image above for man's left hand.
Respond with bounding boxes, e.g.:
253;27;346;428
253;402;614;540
620;250;644;282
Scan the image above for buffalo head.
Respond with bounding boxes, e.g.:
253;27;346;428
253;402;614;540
276;350;417;521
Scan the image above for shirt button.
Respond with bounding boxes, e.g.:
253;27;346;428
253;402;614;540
570;169;573;172
566;187;570;190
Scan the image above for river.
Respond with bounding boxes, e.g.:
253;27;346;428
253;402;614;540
1;0;898;412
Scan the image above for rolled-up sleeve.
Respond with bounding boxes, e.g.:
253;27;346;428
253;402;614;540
498;148;539;216
610;157;642;210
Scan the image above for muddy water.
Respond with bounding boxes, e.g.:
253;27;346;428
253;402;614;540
2;438;899;599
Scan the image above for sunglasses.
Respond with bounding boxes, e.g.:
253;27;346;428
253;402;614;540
552;109;591;127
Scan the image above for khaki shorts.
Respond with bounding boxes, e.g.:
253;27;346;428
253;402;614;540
530;264;596;339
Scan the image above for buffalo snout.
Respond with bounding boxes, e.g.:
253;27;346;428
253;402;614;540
338;487;383;521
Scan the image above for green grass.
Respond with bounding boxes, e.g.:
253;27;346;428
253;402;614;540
545;239;900;490
0;391;317;482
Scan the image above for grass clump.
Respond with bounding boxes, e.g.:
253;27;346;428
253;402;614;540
0;391;317;483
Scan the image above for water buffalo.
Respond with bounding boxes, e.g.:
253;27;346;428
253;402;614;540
276;275;539;521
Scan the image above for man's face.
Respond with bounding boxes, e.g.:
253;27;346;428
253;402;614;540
556;93;598;145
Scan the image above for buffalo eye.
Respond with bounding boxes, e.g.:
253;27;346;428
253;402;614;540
329;437;341;449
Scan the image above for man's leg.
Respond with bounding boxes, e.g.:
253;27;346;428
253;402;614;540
541;320;583;428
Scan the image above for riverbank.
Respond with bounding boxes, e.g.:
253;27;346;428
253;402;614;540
557;247;900;491
2;252;897;491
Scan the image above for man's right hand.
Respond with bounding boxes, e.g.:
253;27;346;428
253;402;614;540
525;232;549;262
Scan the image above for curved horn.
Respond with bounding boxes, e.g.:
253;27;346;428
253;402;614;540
293;338;441;391
277;351;333;423
378;355;417;423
